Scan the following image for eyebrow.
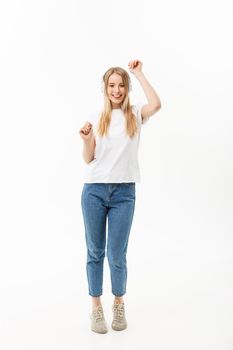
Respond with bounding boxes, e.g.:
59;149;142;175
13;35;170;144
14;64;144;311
108;82;124;84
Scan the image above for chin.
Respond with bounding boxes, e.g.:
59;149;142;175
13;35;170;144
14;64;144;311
111;98;124;104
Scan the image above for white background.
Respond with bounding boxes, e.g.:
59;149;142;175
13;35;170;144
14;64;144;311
0;0;233;349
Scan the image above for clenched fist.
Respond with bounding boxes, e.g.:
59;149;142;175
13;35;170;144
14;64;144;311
128;59;143;74
79;121;93;141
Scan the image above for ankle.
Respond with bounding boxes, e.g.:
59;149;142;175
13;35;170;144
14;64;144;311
114;296;124;304
92;297;102;309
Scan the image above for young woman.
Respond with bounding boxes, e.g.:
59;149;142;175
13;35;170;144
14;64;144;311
79;59;161;334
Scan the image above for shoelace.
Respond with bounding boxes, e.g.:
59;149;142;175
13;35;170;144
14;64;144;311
93;307;104;323
113;304;125;320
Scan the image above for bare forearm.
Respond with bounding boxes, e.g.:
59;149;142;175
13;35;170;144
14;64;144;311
134;71;161;109
83;137;95;163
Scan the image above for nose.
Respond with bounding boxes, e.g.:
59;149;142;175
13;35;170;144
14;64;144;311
113;86;120;93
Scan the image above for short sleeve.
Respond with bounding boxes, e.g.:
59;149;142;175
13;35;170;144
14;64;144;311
132;103;150;125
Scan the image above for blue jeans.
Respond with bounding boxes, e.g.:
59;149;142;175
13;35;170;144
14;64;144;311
81;183;136;297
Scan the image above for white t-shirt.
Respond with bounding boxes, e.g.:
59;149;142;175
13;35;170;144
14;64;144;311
83;104;149;183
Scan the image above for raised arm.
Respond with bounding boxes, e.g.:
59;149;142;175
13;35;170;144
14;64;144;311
128;60;162;121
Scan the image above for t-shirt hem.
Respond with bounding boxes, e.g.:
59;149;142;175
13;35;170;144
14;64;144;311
83;178;141;183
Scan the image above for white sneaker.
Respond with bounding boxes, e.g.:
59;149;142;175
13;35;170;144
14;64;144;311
112;303;127;331
90;305;108;334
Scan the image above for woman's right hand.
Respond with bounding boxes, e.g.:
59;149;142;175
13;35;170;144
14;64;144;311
79;121;93;141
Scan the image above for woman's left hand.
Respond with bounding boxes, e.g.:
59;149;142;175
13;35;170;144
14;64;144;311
128;59;143;74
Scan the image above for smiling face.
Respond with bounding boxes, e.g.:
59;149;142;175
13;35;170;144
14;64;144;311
106;73;126;108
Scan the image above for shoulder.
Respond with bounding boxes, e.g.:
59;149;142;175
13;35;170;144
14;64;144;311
80;110;101;136
86;110;101;125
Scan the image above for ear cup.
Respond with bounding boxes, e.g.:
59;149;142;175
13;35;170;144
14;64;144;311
129;79;132;91
101;80;104;93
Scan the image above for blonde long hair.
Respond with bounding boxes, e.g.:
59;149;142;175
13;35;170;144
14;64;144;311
97;67;138;138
